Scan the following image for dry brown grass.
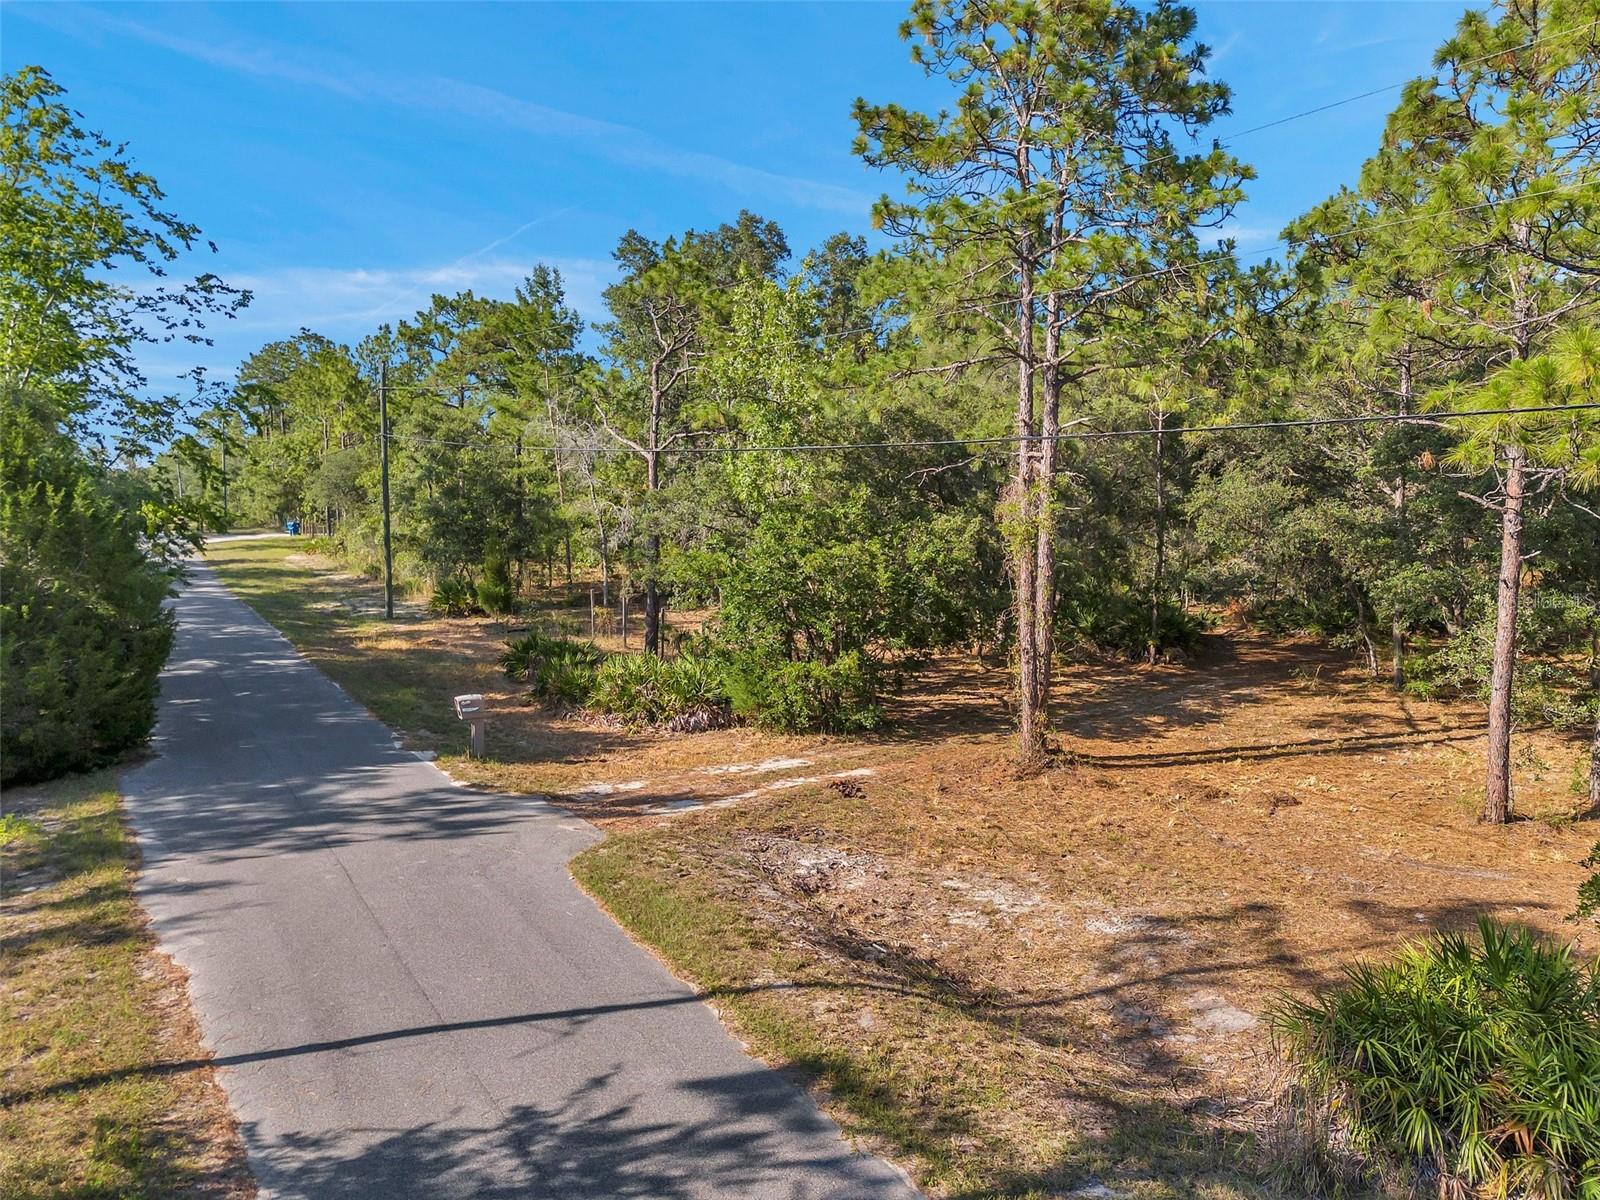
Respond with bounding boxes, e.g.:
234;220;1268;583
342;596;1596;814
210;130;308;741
207;539;1600;1199
0;770;253;1200
570;640;1596;1197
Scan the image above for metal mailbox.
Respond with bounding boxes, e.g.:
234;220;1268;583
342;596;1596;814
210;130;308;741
453;693;487;757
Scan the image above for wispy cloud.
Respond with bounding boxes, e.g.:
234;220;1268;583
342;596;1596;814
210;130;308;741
345;208;579;323
28;6;871;216
1330;34;1403;54
122;256;613;389
1210;216;1285;252
228;256;614;334
1207;30;1244;68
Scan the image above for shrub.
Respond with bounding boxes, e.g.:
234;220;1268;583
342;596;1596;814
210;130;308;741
657;653;732;731
477;542;515;615
1;391;177;784
584;652;733;729
589;653;666;725
429;576;482;617
1412;592;1597;731
1271;919;1600;1199
1056;584;1207;659
654;652;719;712
723;649;882;733
1576;843;1600;928
500;633;605;708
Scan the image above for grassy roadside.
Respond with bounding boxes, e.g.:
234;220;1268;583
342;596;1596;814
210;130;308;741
569;819;1251;1200
198;536;1596;1200
198;540;1266;1197
0;769;251;1200
203;538;834;793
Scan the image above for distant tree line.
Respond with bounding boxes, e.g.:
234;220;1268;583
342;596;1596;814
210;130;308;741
4;0;1598;812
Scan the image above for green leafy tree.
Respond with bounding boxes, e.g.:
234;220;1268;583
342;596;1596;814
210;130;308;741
596;212;789;653
1;66;247;457
462;268;586;582
0;67;242;783
1;389;176;783
682;275;996;728
229;332;371;539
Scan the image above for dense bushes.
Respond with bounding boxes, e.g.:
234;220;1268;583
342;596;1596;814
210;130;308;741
1056;585;1208;659
500;632;605;708
1272;919;1600;1198
588;653;730;730
1405;592;1599;732
501;633;732;728
722;649;882;732
1;392;177;784
428;550;518;618
498;632;884;733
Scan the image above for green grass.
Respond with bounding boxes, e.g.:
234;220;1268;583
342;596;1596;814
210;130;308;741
570;831;992;1186
571;825;1262;1200
0;770;246;1199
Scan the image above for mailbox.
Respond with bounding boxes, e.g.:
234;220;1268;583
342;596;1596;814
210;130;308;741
453;693;487;757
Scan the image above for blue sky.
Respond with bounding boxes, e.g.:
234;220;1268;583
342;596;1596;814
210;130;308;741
5;1;1468;393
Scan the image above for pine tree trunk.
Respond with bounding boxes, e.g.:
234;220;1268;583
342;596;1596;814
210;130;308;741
587;473;610;609
644;380;664;656
1588;691;1600;819
1033;294;1060;717
1483;446;1527;825
1392;353;1412;689
1586;647;1599;818
1588;704;1600;818
1012;250;1042;763
645;570;661;655
545;387;573;584
1150;412;1166;666
644;449;662;656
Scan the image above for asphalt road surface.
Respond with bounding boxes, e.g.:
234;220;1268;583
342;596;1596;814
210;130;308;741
123;560;918;1200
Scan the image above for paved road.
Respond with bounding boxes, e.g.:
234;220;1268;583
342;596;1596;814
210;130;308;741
124;563;918;1200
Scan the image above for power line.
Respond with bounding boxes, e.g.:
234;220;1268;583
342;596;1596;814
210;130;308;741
377;402;1600;457
279;173;1600;463
801;18;1600;351
1111;16;1600;176
312;30;1600;378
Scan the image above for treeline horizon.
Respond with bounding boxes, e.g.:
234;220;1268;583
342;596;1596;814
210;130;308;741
4;0;1598;814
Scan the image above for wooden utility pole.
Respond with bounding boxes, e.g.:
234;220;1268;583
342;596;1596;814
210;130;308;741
379;361;395;621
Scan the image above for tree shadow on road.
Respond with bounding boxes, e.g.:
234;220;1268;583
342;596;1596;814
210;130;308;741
230;1060;905;1199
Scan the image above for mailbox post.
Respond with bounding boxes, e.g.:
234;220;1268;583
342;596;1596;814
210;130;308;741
453;693;487;758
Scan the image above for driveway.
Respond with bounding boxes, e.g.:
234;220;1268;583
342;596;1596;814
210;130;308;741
123;562;918;1199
